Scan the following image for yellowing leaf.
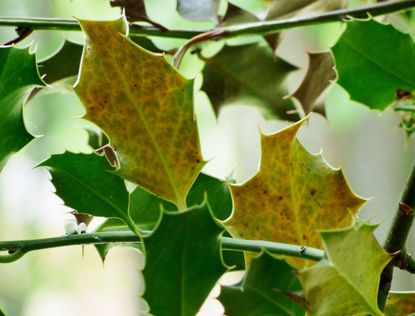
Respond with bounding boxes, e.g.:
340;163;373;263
224;118;365;265
298;223;391;316
385;291;415;316
74;18;204;208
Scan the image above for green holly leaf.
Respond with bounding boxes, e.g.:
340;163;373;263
38;40;83;84
186;173;232;220
94;217;142;262
143;202;227;316
0;309;5;316
40;152;135;229
0;46;43;171
291;52;335;115
219;252;305;316
200;43;299;120
385;291;415;316
75;18;204;209
298;223;392;316
332;20;415;110
94;172;231;261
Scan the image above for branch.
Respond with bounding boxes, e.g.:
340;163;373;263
0;0;414;40
0;231;325;263
378;163;415;310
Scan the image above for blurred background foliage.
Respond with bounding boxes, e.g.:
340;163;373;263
1;0;415;315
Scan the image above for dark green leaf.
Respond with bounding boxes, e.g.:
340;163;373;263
0;46;43;171
143;202;227;316
129;184;177;230
0;309;5;316
94;217;142;262
177;0;220;21
187;173;232;220
219;252;305;316
201;43;298;120
38;40;83;84
332;20;415;110
40;152;130;223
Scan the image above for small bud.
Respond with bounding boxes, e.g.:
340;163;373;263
64;221;78;236
77;222;87;234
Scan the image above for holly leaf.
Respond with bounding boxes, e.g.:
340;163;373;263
75;18;204;208
298;223;391;316
332;19;415;110
219;251;305;316
94;172;231;261
224;119;365;266
291;52;335;115
186;173;232;220
0;309;4;316
40;152;132;225
200;43;298;120
38;40;83;84
143;202;227;316
0;46;43;171
94;217;142;262
219;2;258;26
385;291;415;316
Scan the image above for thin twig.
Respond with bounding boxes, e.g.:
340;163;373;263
2;27;32;46
0;0;413;40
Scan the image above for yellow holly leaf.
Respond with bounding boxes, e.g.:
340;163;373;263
224;118;365;265
74;17;204;209
385;291;415;316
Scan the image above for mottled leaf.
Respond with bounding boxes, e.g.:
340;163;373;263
0;46;43;171
177;0;220;22
75;18;204;208
291;52;335;115
40;152;132;225
38;40;83;84
224;119;365;266
201;43;298;120
219;252;305;316
332;20;415;110
298;223;391;316
385;291;415;316
143;202;227;316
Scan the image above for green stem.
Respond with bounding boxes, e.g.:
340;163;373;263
220;237;325;261
0;0;414;40
378;162;415;310
0;231;325;263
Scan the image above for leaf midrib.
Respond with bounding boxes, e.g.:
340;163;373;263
89;33;182;206
341;36;415;88
52;167;127;220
